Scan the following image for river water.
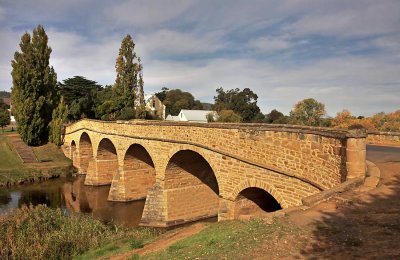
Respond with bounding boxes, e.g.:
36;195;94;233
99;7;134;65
0;176;146;227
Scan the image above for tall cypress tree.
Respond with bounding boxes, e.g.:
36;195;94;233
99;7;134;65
113;34;138;109
112;34;144;119
11;25;57;145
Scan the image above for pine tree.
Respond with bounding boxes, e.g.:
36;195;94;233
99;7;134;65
11;25;57;145
49;96;68;146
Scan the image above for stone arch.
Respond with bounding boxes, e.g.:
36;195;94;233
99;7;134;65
85;138;118;186
163;149;220;223
96;138;118;160
109;143;156;201
163;145;221;185
234;187;282;219
231;179;288;209
77;132;93;174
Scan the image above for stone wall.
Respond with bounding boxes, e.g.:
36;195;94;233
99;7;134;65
367;131;400;147
63;119;367;227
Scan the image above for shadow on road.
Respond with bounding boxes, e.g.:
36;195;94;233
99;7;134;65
301;146;400;259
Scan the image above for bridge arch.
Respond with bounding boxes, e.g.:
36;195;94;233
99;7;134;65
163;149;220;223
234;187;282;219
85;137;118;186
77;132;93;174
123;143;156;200
231;179;288;209
163;145;221;184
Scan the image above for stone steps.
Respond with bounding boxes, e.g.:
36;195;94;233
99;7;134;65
7;134;38;163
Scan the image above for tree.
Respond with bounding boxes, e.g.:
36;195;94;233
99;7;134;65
112;34;144;119
217;110;242;123
49;96;68;146
11;25;57;145
213;87;261;122
58;76;100;120
163;89;203;116
265;109;286;124
0;109;10;132
155;87;169;102
289;98;326;126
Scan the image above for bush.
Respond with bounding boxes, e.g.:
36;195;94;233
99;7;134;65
217;110;242;123
0;205;125;259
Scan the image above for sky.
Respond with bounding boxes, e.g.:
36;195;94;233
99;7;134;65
0;0;399;116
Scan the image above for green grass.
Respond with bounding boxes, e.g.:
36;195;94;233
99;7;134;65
0;135;23;169
142;219;286;260
0;133;72;186
75;228;160;259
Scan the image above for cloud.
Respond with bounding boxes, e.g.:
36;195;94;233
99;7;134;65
47;29;120;84
285;1;400;38
248;36;291;52
108;0;193;29
136;30;225;58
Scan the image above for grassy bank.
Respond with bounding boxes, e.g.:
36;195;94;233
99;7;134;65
0;205;158;259
140;219;300;260
0;133;72;186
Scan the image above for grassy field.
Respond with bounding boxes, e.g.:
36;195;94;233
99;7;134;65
0;132;72;186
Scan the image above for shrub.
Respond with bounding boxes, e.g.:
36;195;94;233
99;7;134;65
0;205;125;259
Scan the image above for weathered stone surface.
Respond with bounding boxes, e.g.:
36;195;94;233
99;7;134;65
367;131;400;147
62;119;368;227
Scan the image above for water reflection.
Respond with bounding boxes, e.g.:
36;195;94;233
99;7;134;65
0;176;145;227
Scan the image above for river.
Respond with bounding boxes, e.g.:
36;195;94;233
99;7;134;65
0;175;146;227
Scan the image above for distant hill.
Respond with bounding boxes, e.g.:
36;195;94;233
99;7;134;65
201;102;213;110
0;91;10;98
0;91;11;106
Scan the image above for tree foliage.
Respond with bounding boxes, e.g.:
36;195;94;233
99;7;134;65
58;76;100;121
11;25;57;145
0;108;10;132
163;89;203;116
331;109;400;131
213;87;261;122
289;98;326;126
107;34;145;120
155;87;169;102
265;109;287;124
216;109;242;123
49;96;68;146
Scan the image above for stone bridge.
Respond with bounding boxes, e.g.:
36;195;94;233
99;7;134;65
62;119;367;227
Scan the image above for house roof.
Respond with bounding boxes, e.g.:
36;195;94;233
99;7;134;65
180;110;216;122
165;115;180;121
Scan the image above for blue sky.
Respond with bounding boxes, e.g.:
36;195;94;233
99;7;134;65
0;0;399;116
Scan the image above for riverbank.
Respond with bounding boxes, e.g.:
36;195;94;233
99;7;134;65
0;205;160;259
0;131;72;187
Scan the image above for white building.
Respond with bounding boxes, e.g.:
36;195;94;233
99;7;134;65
145;94;166;120
166;109;217;123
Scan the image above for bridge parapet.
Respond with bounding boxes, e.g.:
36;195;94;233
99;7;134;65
65;119;366;188
366;131;400;147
